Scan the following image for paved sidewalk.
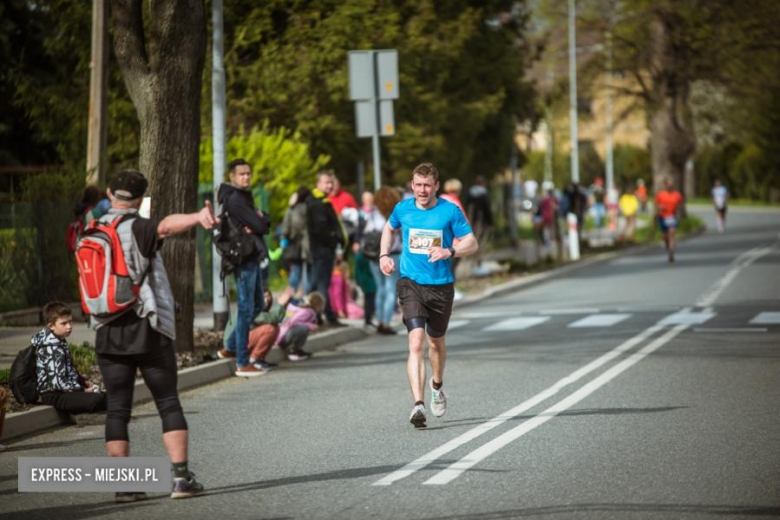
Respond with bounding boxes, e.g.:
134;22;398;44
0;304;221;370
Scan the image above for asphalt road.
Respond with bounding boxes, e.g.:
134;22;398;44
1;204;779;520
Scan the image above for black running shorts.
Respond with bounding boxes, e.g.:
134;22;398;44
397;277;454;334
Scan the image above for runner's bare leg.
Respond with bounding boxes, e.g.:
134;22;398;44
407;328;426;402
428;334;446;385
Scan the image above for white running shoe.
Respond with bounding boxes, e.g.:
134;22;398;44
429;378;447;417
409;404;427;428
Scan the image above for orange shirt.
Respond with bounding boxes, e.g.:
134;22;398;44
655;190;683;218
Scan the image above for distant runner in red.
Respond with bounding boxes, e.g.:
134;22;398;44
655;177;684;263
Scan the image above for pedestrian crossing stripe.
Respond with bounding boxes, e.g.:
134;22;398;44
749;312;780;325
484;317;550;331
568;314;631;328
658;311;715;325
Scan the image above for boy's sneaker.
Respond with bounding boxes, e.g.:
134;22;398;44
409;404;427;428
217;348;235;359
253;360;278;372
115;492;147;503
235;365;264;377
170;474;205;499
429;378;448;417
288;350;311;361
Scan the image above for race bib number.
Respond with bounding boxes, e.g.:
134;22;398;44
408;229;443;254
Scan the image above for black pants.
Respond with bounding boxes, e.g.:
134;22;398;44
40;390;106;415
364;291;376;324
97;346;187;442
307;246;337;322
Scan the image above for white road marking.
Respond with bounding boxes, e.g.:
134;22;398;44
658;311;715;325
424;324;690;485
458;311;518;319
749;312;780;325
568;314;631;328
696;245;775;307
483;317;550;331
373;323;666;486
693;327;767;333
539;308;601;315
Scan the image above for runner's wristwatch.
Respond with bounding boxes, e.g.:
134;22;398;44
447;246;456;258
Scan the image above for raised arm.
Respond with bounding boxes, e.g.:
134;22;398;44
157;201;219;239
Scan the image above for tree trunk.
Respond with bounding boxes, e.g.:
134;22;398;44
648;10;696;197
112;0;206;352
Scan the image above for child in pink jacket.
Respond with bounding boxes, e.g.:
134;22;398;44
277;292;325;361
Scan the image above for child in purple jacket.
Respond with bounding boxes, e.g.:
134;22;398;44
277;292;325;361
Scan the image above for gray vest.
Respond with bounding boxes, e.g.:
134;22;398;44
91;209;177;340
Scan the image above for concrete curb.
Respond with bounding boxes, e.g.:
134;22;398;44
1;326;368;442
2;229;704;443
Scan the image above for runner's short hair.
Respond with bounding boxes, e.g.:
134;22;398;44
228;158;249;173
43;302;72;325
412;163;439;183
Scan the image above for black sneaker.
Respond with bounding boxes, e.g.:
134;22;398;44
170;473;205;499
328;319;347;328
288;350;312;362
115;492;147;503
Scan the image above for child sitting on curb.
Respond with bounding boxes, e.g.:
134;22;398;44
278;292;325;361
35;302;106;415
219;288;294;374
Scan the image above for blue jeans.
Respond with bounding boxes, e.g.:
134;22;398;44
369;254;399;324
226;261;264;367
306;247;337;322
288;262;309;293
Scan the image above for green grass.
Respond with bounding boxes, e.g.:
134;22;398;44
0;368;9;385
69;343;97;375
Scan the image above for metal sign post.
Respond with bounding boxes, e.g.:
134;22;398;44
349;50;398;191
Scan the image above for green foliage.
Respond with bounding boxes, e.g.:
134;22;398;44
613;145;651;189
221;0;536;185
0;368;9;385
200;123;330;224
0;227;37;312
69;343;96;376
6;0;138;171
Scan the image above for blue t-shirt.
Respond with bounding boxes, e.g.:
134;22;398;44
388;197;472;285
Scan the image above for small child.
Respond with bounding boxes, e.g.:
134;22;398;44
246;288;294;372
329;259;350;319
278;292;325;361
35;302;106;414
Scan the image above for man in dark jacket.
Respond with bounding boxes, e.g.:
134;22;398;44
305;171;347;326
217;158;271;376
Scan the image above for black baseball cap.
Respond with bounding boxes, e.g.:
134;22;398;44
110;169;148;201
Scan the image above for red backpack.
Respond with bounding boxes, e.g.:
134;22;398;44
74;215;142;317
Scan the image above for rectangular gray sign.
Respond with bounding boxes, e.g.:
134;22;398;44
376;50;399;100
348;51;375;101
18;457;170;492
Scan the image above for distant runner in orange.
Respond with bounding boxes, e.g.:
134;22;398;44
655;177;684;263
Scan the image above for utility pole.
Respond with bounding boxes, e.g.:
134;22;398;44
86;0;108;186
605;28;614;194
211;0;229;331
568;0;580;184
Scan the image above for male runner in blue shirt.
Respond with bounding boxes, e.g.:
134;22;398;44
379;162;478;428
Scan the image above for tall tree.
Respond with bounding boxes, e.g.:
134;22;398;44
112;0;207;351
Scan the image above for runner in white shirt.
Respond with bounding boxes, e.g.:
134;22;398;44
711;179;729;233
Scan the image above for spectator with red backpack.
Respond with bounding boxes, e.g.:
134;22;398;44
76;169;217;501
